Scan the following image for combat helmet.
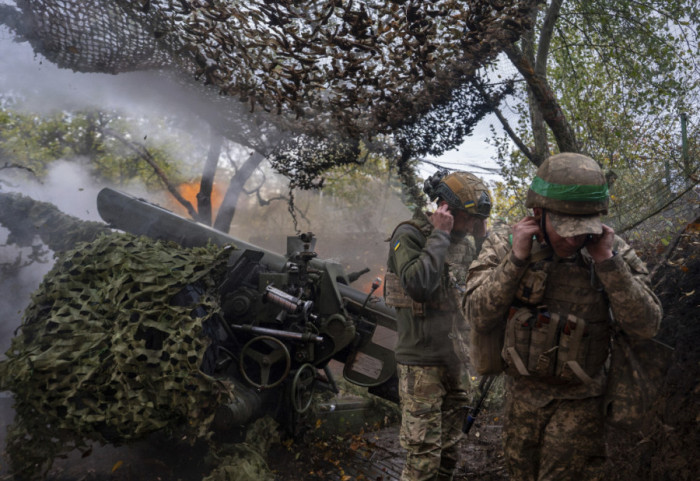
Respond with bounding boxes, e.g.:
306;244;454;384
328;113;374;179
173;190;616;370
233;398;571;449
424;170;491;218
525;153;609;215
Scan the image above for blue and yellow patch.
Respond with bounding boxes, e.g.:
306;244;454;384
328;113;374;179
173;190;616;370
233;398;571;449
393;240;401;251
463;200;475;209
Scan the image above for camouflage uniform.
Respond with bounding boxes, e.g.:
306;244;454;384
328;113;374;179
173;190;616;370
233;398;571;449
386;210;478;481
464;229;662;481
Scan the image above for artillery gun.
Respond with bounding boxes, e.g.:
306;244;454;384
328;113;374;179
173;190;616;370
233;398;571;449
95;187;399;433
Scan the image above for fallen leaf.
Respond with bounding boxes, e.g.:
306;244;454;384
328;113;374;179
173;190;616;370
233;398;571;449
112;460;124;473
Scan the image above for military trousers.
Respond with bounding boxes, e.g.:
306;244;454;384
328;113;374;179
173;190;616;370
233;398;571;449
503;393;606;481
397;363;470;481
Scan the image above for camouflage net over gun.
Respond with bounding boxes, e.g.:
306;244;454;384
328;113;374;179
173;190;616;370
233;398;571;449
0;232;234;478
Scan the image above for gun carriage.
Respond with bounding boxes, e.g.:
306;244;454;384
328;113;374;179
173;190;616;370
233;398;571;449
96;188;399;433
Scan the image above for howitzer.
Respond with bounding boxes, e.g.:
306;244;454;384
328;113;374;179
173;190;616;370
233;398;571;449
96;188;399;431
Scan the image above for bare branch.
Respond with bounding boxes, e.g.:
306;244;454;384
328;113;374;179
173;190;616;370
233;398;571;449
470;78;536;164
102;127;198;219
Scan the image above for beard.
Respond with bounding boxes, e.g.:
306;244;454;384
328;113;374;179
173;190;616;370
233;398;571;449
450;230;467;242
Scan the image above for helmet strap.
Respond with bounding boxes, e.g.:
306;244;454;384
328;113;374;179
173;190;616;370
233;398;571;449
540;209;552;248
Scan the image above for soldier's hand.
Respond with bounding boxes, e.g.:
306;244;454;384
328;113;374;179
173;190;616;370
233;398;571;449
586;224;615;262
431;203;454;234
511;216;542;260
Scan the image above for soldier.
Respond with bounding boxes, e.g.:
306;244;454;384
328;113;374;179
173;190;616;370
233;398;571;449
384;170;492;481
464;153;663;481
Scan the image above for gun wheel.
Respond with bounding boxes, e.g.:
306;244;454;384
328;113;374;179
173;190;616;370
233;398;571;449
291;363;317;413
240;335;291;389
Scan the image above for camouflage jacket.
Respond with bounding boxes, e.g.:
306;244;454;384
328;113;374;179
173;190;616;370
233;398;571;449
386;210;478;365
464;227;662;406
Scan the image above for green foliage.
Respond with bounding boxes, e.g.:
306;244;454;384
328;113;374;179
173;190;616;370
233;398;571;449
487;129;537;223
549;0;699;171
489;0;699;231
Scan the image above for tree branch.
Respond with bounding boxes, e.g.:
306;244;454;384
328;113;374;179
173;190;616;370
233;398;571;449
470;77;535;164
213;151;266;232
536;0;563;75
102;128;199;219
197;129;223;225
504;43;580;158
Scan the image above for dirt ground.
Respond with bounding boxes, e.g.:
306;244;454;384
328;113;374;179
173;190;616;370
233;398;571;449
266;406;507;481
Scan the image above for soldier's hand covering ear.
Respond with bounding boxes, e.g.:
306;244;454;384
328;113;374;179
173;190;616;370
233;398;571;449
586;224;615;262
511;216;542;260
431;204;454;234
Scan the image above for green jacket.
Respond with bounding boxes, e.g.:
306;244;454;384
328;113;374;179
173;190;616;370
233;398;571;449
386;211;477;365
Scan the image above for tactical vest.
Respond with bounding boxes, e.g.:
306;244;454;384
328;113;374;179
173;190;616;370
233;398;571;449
502;248;612;385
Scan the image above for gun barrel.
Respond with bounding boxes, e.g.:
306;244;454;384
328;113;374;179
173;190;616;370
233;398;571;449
97;187;289;270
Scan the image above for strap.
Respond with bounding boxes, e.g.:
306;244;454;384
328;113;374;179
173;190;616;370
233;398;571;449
565;361;594;385
505;347;530;376
529;244;554;264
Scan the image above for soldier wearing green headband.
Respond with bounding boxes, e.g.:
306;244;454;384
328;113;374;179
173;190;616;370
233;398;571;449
385;170;491;481
463;153;662;481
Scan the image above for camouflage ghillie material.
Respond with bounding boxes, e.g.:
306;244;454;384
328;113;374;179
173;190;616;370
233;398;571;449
8;0;537;153
503;394;606;481
0;192;111;252
397;364;469;481
203;416;280;481
0;232;234;478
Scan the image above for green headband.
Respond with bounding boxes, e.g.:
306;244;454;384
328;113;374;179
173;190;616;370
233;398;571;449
530;176;609;202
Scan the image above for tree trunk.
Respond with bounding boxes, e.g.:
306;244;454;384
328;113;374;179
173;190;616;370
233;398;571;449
197;131;223;225
505;43;579;161
213;152;266;233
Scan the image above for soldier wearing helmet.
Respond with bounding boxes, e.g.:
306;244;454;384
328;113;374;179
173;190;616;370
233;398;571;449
464;153;662;480
384;170;491;481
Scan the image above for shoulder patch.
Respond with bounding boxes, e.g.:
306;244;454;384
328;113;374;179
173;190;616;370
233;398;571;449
393;239;401;251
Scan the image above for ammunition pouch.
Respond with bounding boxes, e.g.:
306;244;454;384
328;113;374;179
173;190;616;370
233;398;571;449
502;306;610;385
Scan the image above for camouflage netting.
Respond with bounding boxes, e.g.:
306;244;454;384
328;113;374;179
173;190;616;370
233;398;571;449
203;416;281;481
6;0;537;148
0;192;111;252
0;232;234;478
